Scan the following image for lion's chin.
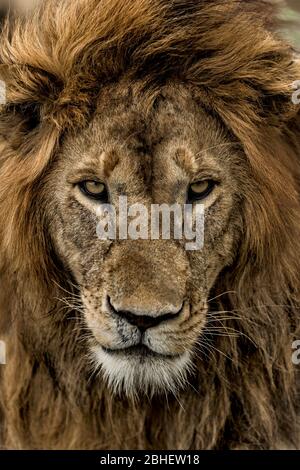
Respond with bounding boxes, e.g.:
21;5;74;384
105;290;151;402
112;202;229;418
91;344;193;397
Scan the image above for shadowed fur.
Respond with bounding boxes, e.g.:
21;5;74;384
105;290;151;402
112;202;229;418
0;0;300;450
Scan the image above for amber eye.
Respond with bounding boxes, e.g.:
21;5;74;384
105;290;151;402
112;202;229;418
188;180;216;202
79;181;108;201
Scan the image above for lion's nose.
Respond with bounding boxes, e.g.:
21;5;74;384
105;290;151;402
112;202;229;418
108;296;182;332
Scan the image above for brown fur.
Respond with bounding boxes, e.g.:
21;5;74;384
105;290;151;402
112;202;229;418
0;0;300;450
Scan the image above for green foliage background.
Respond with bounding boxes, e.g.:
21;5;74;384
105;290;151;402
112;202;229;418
280;0;300;48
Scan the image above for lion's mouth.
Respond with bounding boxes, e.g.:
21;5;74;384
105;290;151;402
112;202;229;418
93;341;193;395
102;344;181;360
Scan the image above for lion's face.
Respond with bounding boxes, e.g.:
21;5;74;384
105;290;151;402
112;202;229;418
43;82;243;395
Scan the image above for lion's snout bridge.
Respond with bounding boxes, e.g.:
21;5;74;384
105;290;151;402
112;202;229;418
104;239;190;332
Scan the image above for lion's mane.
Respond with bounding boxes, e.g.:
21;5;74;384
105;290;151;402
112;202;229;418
0;0;300;449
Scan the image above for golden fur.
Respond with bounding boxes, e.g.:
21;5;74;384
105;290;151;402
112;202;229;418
0;0;300;450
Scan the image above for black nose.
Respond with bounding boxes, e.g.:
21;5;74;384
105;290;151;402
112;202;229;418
108;297;182;332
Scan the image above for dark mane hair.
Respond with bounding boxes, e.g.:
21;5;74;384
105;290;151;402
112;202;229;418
0;0;300;449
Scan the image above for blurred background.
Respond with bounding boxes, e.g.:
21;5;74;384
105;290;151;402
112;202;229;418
280;0;300;48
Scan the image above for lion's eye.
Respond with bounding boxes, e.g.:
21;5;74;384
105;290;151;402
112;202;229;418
188;180;216;202
79;181;108;201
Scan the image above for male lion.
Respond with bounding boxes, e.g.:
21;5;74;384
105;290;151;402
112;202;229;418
0;0;300;450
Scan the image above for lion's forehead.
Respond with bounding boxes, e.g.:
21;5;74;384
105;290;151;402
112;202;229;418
60;82;226;186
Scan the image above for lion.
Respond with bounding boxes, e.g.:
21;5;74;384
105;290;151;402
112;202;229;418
0;0;300;450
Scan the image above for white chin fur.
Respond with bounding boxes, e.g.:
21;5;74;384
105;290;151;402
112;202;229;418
91;346;193;397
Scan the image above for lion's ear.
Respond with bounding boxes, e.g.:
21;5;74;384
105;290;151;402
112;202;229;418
0;64;51;142
0;61;61;184
0;62;91;140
